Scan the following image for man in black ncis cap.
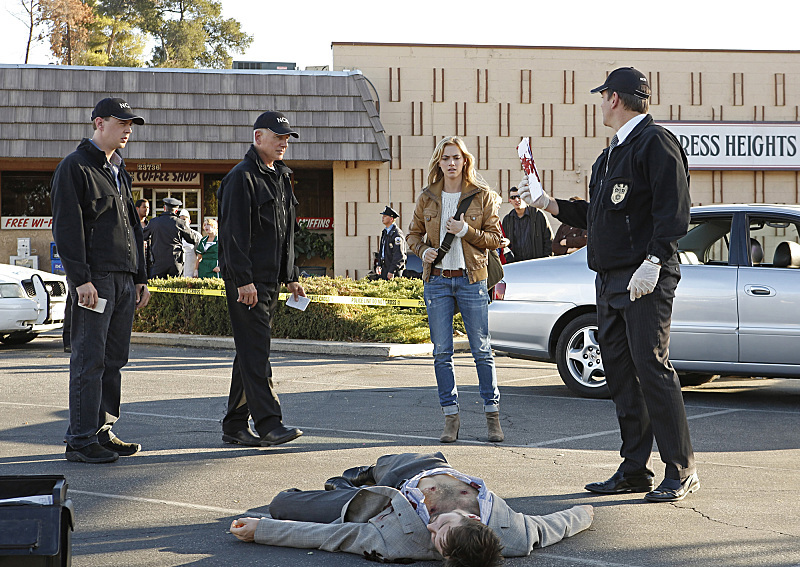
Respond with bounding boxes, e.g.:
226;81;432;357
50;96;150;463
216;111;305;448
519;66;696;503
375;205;406;280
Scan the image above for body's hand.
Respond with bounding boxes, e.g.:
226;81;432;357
499;237;511;248
237;283;258;307
212;266;220;273
76;282;98;309
627;260;661;301
422;248;438;264
230;517;260;542
287;281;306;302
518;176;551;209
387;272;394;280
135;284;150;310
445;213;466;235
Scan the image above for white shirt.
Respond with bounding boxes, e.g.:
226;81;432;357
615;113;648;146
401;467;493;525
436;192;469;271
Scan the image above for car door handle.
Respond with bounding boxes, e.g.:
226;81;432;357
744;285;775;297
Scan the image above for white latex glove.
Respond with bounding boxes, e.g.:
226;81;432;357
627;259;661;301
518;176;551;209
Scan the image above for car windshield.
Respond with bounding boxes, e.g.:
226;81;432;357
0;283;26;298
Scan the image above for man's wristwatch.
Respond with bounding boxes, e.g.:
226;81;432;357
646;254;662;265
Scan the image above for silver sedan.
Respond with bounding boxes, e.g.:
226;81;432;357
489;204;800;398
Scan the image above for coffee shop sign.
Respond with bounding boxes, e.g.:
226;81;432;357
659;121;799;170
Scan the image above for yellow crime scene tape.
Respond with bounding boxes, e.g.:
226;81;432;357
147;286;425;308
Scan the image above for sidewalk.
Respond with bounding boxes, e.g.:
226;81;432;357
130;332;471;357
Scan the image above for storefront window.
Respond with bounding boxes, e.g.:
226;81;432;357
1;172;53;216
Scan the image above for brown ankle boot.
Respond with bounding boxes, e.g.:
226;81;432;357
440;414;460;443
486;412;504;442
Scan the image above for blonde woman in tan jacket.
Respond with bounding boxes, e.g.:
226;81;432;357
407;136;504;443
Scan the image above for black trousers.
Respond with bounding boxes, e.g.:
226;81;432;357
269;452;450;523
595;264;695;481
222;281;283;437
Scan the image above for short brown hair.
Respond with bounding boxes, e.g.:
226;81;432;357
606;89;649;114
441;518;503;567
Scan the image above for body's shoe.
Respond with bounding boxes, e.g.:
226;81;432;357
324;476;358;491
486;412;505;442
65;442;119;463
223;429;262;447
645;473;700;502
440;414;460;443
585;471;655;494
341;465;376;486
260;425;303;446
101;437;141;456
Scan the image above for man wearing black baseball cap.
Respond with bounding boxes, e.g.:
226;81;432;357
216;111;305;448
519;67;697;503
50;97;150;463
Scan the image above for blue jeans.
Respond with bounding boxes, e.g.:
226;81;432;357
423;275;499;413
65;271;136;448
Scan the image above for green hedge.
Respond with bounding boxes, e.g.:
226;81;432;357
133;276;465;343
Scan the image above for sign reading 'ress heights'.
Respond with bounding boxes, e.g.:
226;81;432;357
659;122;799;171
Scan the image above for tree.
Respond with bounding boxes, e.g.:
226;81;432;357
11;0;44;63
146;0;252;69
78;0;147;66
39;0;95;65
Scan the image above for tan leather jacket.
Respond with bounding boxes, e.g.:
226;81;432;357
406;180;502;283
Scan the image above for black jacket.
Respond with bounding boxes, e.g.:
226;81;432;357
50;138;147;287
501;207;552;262
143;212;200;278
379;224;406;277
555;115;691;272
217;146;300;287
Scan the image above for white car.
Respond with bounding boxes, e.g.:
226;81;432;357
0;263;68;345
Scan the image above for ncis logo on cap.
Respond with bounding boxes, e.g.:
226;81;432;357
91;97;145;125
253;111;299;138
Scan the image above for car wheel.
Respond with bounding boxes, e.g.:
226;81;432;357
555;313;610;399
678;372;718;387
0;332;38;345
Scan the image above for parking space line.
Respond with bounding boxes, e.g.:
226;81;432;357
543;554;645;567
70;489;248;516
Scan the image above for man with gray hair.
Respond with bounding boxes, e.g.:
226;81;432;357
217;111;306;448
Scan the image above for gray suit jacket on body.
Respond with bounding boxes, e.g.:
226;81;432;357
253;484;592;562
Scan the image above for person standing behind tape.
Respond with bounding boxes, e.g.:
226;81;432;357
376;206;406;279
50;97;150;463
519;67;697;503
217;111;305;448
143;197;200;279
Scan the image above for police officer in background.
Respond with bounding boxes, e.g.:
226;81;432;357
217;110;305;448
143;197;200;279
375;206;406;280
520;67;697;503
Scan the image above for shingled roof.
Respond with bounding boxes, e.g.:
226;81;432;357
0;64;390;163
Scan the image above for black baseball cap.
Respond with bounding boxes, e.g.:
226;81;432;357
253;111;299;138
590;67;651;100
91;97;145;125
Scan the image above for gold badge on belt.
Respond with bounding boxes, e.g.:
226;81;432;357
610;183;628;204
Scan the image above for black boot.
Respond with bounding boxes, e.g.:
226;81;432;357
324;476;358;491
341;465;376;486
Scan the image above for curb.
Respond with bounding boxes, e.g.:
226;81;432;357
130;332;471;357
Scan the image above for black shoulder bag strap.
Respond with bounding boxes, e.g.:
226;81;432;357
432;193;476;265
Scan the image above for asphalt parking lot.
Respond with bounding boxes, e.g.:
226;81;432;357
1;335;799;567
